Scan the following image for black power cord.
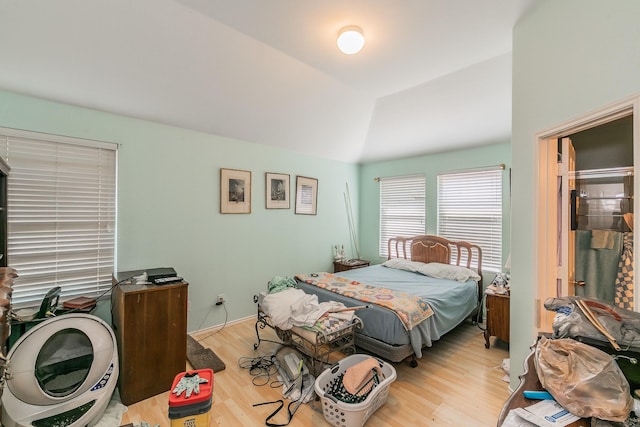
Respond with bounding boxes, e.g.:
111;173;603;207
193;301;229;343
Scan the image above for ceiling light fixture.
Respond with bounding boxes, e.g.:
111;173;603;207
337;26;365;55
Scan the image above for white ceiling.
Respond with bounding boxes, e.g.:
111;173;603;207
0;0;536;163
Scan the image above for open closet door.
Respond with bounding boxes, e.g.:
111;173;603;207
538;137;576;332
558;137;577;297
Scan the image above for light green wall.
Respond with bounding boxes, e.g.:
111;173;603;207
512;0;640;383
358;143;512;275
0;89;358;332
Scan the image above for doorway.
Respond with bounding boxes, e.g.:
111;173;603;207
536;95;640;333
570;116;633;308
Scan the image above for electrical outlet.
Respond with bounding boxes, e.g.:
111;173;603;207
216;294;226;305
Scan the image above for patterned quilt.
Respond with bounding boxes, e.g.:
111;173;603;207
295;272;433;330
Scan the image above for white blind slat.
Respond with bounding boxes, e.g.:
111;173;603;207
0;131;117;308
437;169;503;272
379;174;426;257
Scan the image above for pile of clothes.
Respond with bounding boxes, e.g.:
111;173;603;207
261;276;358;335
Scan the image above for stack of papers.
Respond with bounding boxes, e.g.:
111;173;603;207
511;400;581;427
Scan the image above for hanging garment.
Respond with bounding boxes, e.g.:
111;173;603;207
615;231;634;309
575;230;623;304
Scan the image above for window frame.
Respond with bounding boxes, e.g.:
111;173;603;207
0;127;118;309
437;167;503;272
378;173;426;258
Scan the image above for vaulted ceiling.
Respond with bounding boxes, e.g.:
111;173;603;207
0;0;536;162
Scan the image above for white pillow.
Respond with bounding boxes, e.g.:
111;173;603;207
381;258;427;272
417;262;481;282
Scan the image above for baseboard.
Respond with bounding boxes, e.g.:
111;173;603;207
190;313;254;336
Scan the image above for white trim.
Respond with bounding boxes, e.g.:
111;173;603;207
436;163;505;176
191;314;255;336
536;95;637;139
375;173;425;182
0;126;118;151
536;137;559;332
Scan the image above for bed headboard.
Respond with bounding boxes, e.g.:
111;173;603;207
388;235;484;288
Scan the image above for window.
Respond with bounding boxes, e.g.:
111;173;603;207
379;174;425;257
437;168;503;272
0;128;117;308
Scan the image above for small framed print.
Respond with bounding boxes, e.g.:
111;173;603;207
266;172;290;209
220;168;251;214
295;176;318;215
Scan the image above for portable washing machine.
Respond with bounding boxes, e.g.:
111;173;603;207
1;313;119;427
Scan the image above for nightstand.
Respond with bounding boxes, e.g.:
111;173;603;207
333;259;370;273
484;291;510;348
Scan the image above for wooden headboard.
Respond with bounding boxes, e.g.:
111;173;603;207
387;235;484;293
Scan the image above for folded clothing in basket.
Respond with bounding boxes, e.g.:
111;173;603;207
343;357;384;397
315;354;397;427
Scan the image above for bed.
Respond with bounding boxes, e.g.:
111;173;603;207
295;235;483;366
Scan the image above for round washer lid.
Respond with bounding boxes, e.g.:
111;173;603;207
5;313;117;406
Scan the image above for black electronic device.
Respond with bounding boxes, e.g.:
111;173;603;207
152;276;183;285
146;267;177;282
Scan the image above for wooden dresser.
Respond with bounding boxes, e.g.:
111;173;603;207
111;271;188;405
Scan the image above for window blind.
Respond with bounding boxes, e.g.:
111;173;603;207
379;174;425;257
0;129;117;308
437;168;503;272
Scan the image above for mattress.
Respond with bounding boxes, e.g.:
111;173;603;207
295;264;478;358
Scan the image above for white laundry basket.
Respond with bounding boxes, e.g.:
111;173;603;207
314;354;396;427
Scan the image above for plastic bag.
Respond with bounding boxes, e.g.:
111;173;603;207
535;336;632;422
544;297;640;348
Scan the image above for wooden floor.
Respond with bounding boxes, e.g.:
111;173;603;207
121;318;511;426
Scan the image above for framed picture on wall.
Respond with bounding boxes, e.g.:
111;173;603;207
295;176;318;215
266;172;290;209
220;168;251;214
